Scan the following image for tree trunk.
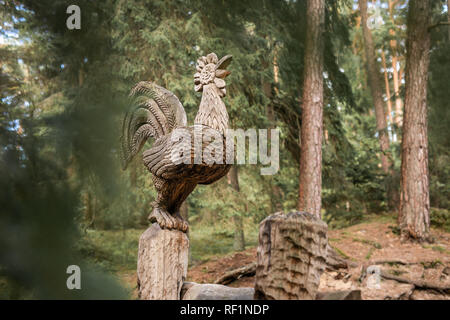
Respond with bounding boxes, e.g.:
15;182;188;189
179;200;191;263
381;48;400;210
297;0;325;218
262;44;283;213
448;0;450;41
381;49;393;139
388;0;403;131
228;166;245;251
78;67;84;87
399;0;431;241
180;201;188;223
271;47;283;212
359;0;392;174
392;54;403;129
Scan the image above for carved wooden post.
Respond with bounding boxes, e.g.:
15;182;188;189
121;53;234;299
137;223;189;300
254;212;328;300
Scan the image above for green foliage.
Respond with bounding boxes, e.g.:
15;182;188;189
352;238;382;249
430;208;450;232
77;229;142;272
429;37;450;209
189;221;259;265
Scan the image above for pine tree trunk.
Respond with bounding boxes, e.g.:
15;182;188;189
180;201;188;223
381;49;399;210
392;54;403;129
228;166;245;251
297;0;325;218
180;200;191;262
399;0;431;241
262;45;283;213
359;0;392;174
271;47;283;212
448;0;450;41
381;50;393;134
232;215;245;251
388;0;403;131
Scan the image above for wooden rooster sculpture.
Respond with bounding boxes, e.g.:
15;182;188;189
121;53;232;232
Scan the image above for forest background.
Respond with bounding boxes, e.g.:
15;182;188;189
0;0;449;299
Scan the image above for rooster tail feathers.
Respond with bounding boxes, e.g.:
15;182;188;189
120;81;187;170
130;81;187;131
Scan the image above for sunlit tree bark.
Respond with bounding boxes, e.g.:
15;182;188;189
399;0;431;241
381;49;393;136
359;0;392;174
297;0;325;218
388;0;404;130
228;166;245;251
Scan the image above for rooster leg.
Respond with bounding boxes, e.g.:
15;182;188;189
172;211;189;233
148;205;189;233
148;206;177;230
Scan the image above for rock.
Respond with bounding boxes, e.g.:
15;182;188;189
319;270;358;292
316;290;362;300
441;267;450;281
362;279;414;300
254;212;328;300
180;281;196;299
137;223;189;300
181;283;254;300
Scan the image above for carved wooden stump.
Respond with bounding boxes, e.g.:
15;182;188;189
254;212;328;300
137;223;189;300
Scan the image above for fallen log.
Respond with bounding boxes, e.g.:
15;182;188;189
373;260;409;266
380;270;450;293
214;262;256;285
326;244;355;270
316;290;362;300
182;282;254;300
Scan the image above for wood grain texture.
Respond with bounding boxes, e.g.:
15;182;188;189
297;0;325;217
121;53;233;232
137;223;189;300
399;0;431;241
254;212;328;300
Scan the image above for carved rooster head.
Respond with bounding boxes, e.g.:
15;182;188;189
194;53;232;96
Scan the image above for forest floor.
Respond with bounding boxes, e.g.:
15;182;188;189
98;214;450;300
186;217;450;299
